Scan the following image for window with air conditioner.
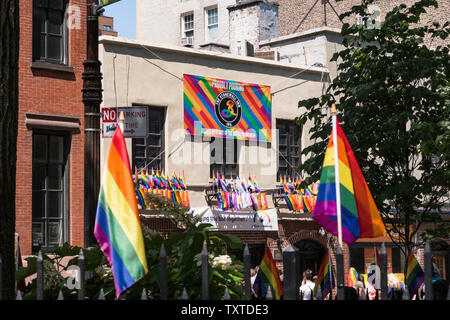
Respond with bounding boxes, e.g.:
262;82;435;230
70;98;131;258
181;13;194;45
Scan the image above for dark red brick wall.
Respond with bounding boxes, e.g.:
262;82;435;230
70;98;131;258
16;0;88;254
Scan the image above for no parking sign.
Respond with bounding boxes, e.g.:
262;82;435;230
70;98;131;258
102;106;147;138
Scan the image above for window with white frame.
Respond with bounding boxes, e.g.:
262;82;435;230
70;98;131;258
182;13;194;39
206;7;218;41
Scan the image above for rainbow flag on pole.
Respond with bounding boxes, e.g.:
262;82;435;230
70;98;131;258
94;125;148;298
253;247;283;300
313;249;335;299
406;251;424;296
312;114;386;244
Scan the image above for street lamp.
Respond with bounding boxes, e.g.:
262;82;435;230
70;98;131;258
82;1;104;246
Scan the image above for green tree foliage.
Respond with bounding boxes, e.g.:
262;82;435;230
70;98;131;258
297;0;449;262
16;195;243;300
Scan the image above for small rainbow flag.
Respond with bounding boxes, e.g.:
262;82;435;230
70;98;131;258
347;267;358;288
406;251;424;296
94;125;148;298
313;249;335;299
253;247;283;299
312;117;386;244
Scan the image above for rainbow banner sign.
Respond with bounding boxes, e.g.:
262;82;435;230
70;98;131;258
183;74;272;142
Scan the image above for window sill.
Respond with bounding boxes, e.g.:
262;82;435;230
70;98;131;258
30;61;74;74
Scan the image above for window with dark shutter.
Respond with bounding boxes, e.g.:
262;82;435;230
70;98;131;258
132;107;166;171
32;132;69;252
33;0;68;64
276;119;301;179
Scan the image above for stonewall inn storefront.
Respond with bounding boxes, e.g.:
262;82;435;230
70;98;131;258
97;36;449;279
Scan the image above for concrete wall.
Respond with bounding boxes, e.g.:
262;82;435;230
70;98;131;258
137;0;235;48
99;36;329;208
228;1;279;55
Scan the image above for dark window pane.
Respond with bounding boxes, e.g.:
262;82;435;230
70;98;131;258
32;191;45;218
48;164;62;190
134;146;146;158
134;138;145;145
49;135;64;162
48;10;62;34
35;0;49;8
49;0;64;10
35;8;46;32
32;222;44;248
48;191;62;217
33;135;48;161
40;34;46;57
148;134;161;147
392;247;402;273
47;35;62;60
33;164;47;190
47;221;61;245
349;247;365;274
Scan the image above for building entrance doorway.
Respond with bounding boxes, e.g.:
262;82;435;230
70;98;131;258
294;239;326;277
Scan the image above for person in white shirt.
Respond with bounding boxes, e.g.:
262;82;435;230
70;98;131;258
299;269;315;300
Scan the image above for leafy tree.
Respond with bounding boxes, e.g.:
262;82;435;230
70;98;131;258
16;194;244;300
297;0;449;274
0;0;19;300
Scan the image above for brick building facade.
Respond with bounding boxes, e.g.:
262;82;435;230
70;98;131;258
277;0;450;46
16;0;88;255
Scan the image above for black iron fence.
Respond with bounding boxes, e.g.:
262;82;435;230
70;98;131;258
1;239;449;300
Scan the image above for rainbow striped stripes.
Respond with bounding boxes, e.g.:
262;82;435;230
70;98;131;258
313;249;335;299
313;118;386;244
406;251;424;296
253;247;283;299
94;126;148;298
183;74;271;142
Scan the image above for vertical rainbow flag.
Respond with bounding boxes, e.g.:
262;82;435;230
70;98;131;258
406;251;424;296
313;249;335;299
94;125;148;298
253;247;283;299
312;116;386;244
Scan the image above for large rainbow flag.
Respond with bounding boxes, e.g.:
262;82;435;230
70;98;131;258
313;249;335;299
405;251;424;296
252;247;283;299
183;74;272;142
94;125;148;298
312;117;386;244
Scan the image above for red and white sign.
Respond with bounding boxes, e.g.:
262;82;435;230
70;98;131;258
102;106;147;138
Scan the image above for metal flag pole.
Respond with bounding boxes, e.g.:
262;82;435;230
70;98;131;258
331;104;343;248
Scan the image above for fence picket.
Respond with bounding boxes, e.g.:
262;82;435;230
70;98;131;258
380;243;388;300
265;286;273;300
424;240;433;300
224;287;230;300
243;244;251;300
78;249;85;300
282;245;299;300
402;287;410;300
335;244;345;300
0;255;2;301
201;241;209;300
159;243;168;300
36;250;44;300
141;288;148;300
98;288;105;300
181;287;189;300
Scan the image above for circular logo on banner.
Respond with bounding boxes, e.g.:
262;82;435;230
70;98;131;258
214;91;242;128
